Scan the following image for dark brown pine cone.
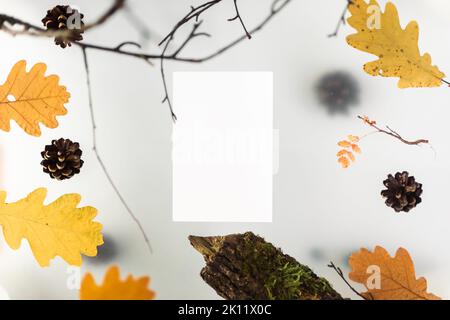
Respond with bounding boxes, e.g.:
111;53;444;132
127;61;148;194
41;138;84;181
316;71;359;114
42;5;84;48
381;171;422;213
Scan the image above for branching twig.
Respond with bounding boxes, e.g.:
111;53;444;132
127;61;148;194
328;261;370;300
156;0;291;118
358;116;429;146
228;0;252;39
328;0;353;37
82;47;153;254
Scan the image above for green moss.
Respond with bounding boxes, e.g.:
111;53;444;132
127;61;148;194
240;232;336;300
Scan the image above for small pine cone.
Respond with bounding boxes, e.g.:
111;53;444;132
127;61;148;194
42;5;84;48
41;138;84;181
381;171;423;213
316;71;359;114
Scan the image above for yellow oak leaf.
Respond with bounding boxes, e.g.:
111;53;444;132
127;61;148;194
0;60;70;136
0;188;103;267
347;0;445;88
349;246;440;300
80;266;155;300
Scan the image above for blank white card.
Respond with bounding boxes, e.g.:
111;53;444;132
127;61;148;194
172;72;273;222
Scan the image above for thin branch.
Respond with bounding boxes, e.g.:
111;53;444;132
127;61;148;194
328;0;352;38
228;0;252;39
160;36;177;122
195;0;292;61
158;0;222;46
358;116;429;146
84;0;126;31
81;47;153;254
328;261;370;300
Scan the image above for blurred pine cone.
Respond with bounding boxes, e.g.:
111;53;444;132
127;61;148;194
316;71;359;114
42;5;84;48
41;138;84;181
381;171;422;213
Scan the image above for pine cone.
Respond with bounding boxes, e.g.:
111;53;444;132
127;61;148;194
381;171;422;213
41;138;84;181
42;5;84;48
316;71;359;114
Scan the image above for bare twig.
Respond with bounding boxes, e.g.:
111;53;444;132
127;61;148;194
84;0;126;31
358;116;429;146
228;0;252;39
328;261;370;300
160;36;177;122
82;47;153;254
158;0;222;46
328;0;352;37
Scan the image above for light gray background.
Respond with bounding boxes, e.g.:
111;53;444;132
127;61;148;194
0;0;449;299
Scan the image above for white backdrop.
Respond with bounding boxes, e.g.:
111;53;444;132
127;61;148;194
1;0;450;299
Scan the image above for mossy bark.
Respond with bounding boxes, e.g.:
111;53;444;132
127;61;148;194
189;232;343;300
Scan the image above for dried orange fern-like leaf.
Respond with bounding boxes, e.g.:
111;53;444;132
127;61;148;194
337;136;361;168
0;60;70;136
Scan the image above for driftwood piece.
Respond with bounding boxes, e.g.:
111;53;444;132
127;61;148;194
189;232;343;300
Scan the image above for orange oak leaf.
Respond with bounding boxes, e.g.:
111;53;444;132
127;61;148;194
80;266;155;300
349;246;440;300
0;60;70;136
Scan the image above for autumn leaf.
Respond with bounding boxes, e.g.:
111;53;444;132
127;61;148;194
347;135;360;143
347;0;445;88
80;266;155;300
0;188;103;267
336;150;348;157
351;144;361;154
338;140;352;148
0;60;70;136
346;151;355;162
338;156;350;168
349;246;440;300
